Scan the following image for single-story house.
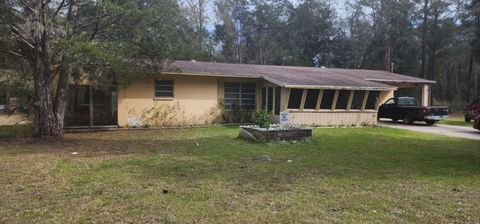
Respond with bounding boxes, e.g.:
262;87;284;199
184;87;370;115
64;60;435;128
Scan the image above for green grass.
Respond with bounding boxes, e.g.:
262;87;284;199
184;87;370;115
1;126;479;223
439;117;473;127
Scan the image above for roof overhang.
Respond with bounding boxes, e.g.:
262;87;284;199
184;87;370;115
365;78;436;84
162;71;397;91
282;84;397;91
161;71;261;79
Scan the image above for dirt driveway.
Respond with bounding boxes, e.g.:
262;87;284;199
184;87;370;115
380;119;480;141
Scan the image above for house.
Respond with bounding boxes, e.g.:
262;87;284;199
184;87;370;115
64;60;435;128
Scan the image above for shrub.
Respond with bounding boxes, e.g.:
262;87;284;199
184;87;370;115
254;110;271;128
218;101;254;124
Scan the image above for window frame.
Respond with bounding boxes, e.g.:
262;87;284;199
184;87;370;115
334;90;351;111
364;91;380;111
318;89;336;111
154;79;174;99
223;82;256;111
350;90;366;111
285;88;383;112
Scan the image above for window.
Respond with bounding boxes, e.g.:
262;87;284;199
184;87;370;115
224;83;256;110
274;87;281;115
351;90;365;110
288;89;303;109
384;99;395;105
155;79;174;98
267;87;273;112
304;89;320;109
320;90;335;109
261;88;266;110
365;91;380;110
335;90;350;110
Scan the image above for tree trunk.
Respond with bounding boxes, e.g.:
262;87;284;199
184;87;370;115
32;73;58;137
467;52;474;102
385;0;392;72
475;66;478;97
421;0;429;79
5;85;10;112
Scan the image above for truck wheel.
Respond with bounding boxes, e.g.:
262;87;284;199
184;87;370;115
403;115;413;125
426;120;436;125
465;115;471;123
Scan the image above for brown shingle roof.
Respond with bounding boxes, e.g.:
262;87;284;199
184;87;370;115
164;61;435;90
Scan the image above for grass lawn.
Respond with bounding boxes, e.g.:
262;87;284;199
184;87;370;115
438;114;474;127
1;126;479;223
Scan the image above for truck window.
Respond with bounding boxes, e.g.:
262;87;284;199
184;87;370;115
384;99;395;105
397;98;417;106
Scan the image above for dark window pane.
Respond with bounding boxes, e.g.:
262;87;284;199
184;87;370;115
274;87;281;115
225;83;240;88
288;89;303;109
155;80;173;86
267;87;273;112
351;90;365;110
225;93;240;99
155;91;173;97
224;83;256;111
320;90;335;109
365;91;380;110
241;84;256;93
335;90;350;110
155;79;174;98
261;88;266;110
304;89;320;109
65;85;90;126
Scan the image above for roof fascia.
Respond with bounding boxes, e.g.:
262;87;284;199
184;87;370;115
161;71;262;79
365;78;436;84
283;85;397;91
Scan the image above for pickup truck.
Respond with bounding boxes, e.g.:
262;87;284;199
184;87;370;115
464;97;480;122
378;97;448;125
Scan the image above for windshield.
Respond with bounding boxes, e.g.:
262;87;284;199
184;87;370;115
397;97;417;106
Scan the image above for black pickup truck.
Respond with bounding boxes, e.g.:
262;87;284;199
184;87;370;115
378;97;448;125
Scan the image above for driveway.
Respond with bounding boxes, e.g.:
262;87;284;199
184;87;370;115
379;119;480;141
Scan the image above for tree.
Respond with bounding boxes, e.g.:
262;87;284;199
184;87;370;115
180;0;214;60
471;0;480;59
284;0;335;66
1;0;193;137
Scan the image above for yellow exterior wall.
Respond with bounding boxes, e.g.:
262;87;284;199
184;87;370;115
118;74;220;127
117;74;396;127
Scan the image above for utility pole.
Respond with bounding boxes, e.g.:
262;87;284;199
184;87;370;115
385;0;392;72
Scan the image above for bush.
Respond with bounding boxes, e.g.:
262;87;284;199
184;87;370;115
254;110;271;128
219;101;254;124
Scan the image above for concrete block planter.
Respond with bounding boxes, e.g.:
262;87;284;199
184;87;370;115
239;125;312;142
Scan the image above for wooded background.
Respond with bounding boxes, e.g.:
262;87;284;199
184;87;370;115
0;0;479;123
